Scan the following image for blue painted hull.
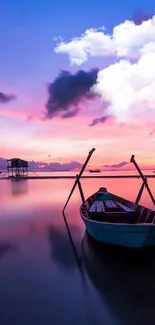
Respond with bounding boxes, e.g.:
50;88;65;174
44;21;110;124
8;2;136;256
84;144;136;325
82;216;155;248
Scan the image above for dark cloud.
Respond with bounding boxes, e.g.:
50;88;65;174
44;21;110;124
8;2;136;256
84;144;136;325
111;161;128;168
149;129;155;136
48;160;83;171
0;157;82;172
89;115;110;127
0;158;6;170
45;68;99;119
29;160;83;171
62;107;79;118
132;10;153;25
104;161;129;168
0;92;16;104
26;115;34;121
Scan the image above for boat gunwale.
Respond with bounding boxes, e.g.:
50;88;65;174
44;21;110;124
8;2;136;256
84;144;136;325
80;190;155;228
80;210;155;227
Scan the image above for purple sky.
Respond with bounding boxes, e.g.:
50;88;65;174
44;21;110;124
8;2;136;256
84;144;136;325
1;0;155;168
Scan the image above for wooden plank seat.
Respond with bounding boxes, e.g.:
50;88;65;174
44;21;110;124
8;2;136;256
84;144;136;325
104;200;117;208
115;202;135;213
88;199;136;223
89;200;105;213
89;200;136;214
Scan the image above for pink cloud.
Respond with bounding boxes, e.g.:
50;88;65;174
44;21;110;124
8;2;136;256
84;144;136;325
0;92;155;167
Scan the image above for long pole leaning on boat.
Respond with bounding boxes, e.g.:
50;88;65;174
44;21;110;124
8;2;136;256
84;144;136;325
62;148;96;212
130;154;155;205
135;179;146;204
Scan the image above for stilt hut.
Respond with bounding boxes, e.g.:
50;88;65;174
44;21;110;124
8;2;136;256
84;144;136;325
6;158;28;178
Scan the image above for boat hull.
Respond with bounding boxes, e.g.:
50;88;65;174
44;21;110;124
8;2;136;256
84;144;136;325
81;216;155;248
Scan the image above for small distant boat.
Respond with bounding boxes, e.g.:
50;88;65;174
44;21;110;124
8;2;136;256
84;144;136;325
50;169;70;172
80;187;155;248
89;169;101;173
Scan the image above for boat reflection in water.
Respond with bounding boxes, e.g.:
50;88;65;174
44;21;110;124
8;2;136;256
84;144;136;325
46;221;155;325
82;231;155;325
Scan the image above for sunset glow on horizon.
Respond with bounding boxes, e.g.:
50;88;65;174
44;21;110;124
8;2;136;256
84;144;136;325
1;0;155;169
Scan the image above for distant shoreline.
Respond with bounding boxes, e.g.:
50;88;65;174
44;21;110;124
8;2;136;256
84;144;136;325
1;169;155;173
1;174;155;180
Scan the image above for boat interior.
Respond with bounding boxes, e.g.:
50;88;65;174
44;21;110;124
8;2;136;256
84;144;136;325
81;188;155;224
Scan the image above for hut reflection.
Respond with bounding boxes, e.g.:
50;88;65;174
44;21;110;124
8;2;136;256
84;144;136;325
10;179;28;196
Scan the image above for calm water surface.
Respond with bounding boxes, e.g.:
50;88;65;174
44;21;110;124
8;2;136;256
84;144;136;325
0;175;155;325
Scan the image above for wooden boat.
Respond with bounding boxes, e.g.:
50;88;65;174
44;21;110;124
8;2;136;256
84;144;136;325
89;169;101;173
63;149;155;248
80;187;155;248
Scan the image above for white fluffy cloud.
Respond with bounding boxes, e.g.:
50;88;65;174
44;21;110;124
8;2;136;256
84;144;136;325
54;16;155;122
92;52;155;121
55;17;155;64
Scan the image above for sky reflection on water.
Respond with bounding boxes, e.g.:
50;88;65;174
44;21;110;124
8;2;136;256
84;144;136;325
0;176;155;324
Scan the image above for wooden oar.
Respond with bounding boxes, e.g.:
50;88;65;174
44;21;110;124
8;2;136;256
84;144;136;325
62;148;95;212
130;155;155;205
135;178;146;204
